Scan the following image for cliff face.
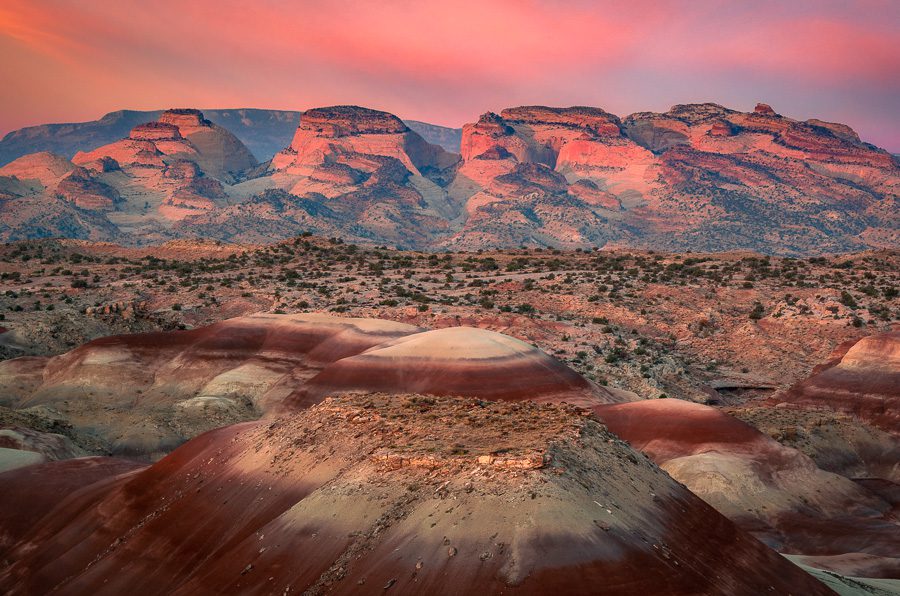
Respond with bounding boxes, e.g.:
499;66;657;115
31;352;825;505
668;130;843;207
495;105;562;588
0;152;121;238
446;102;898;253
210;105;462;248
0;110;463;167
154;109;258;180
0;109;303;166
0;102;897;253
271;106;457;177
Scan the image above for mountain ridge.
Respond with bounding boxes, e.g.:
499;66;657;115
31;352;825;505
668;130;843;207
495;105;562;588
0;110;463;165
0;102;896;255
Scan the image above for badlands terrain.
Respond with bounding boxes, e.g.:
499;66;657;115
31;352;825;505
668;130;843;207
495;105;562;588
0;101;897;255
0;233;897;593
0;97;897;595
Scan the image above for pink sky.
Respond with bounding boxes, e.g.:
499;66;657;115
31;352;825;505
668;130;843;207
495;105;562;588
1;0;898;150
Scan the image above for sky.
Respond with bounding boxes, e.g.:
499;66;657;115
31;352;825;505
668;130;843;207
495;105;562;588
1;0;898;151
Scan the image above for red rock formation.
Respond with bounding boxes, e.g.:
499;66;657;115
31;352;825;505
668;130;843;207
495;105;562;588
0;152;75;187
460;106;621;167
158;108;209;133
0;152;124;238
754;103;778;116
297;105;409;136
159;109;257;180
2;314;422;456
776;331;900;434
501;105;622;136
708;120;736;137
74;109;257;183
59;109;258;227
0;314;639;457
1;101;897;253
129;122;183;142
54;167;121;211
272;105;457;177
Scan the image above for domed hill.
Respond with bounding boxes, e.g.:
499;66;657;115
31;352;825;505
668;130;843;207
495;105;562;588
269;105;459;183
0;394;831;595
775;330;900;434
458;105;646;172
0;314;422;458
0;151;121;213
215;105;462;247
1;315;628;458
298;326;627;408
158;109;258;180
594;399;900;579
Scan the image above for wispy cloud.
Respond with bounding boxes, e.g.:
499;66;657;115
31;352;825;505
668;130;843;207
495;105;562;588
1;0;898;150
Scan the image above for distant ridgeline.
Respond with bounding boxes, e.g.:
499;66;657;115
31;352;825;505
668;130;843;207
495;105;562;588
0;102;896;255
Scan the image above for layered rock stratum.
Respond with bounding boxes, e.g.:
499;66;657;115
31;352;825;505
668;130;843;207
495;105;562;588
0;101;896;254
0;109;462;166
774;330;900;434
595;399;900;579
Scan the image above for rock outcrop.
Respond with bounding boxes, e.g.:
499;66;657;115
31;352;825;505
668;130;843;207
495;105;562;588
0;152;121;241
776;330;900;434
222;105;462;248
74;108;257;182
299;326;622;407
271;105;458;178
0;151;76;187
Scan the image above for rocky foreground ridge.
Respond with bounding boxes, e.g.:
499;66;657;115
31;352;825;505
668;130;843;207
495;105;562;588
0;102;897;254
0;312;866;595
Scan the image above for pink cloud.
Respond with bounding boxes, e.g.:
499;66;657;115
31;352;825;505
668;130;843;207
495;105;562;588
1;0;898;150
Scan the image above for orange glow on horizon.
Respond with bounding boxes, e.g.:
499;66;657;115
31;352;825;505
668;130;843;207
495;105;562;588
1;0;898;151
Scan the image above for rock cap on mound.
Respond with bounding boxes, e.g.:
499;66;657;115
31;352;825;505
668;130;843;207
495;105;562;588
299;105;409;137
158;108;210;130
129;122;182;142
500;105;622;134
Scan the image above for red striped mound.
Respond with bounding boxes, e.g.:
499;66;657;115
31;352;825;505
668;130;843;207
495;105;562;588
0;314;421;458
0;395;830;596
0;456;144;557
594;398;900;579
300;326;627;408
777;331;900;434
